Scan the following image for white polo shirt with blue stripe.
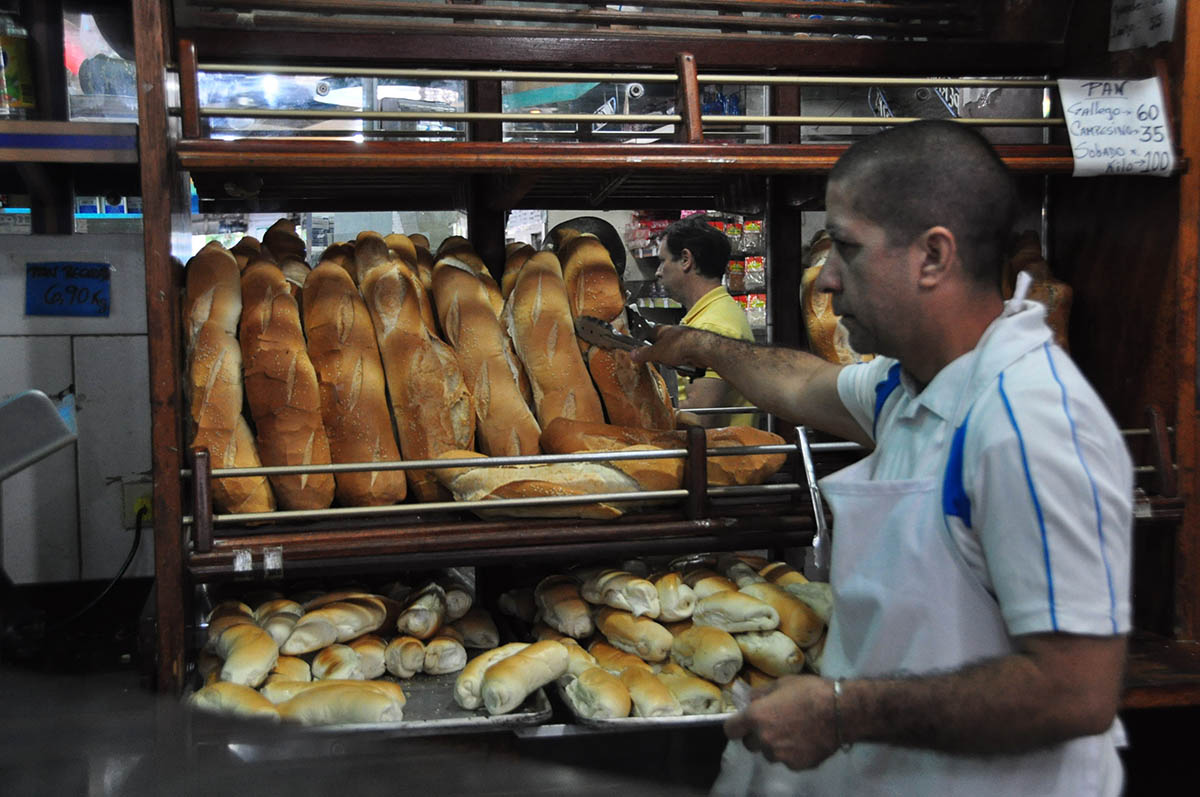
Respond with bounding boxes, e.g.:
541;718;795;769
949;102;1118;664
836;300;1132;638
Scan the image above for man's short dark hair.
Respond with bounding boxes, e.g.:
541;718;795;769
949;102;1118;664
829;120;1017;286
662;214;732;280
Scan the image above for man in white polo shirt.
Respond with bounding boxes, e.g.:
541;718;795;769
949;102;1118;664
634;120;1131;796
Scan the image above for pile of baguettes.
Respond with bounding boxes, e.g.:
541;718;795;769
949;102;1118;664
489;554;832;720
182;219;787;518
188;576;515;725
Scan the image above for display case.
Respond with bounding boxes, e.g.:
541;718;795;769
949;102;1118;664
132;0;1199;722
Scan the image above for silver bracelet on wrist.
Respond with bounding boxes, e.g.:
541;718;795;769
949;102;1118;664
831;678;853;753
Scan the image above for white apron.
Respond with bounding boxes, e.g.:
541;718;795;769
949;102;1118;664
713;284;1123;796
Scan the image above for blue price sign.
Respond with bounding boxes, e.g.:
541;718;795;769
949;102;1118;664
25;262;112;317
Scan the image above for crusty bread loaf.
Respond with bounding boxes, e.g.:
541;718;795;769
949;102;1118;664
353;230;392;286
539;418;788;487
619;667;682;718
413;244;435;292
240;262;335;510
670;625;743;684
586;341;676;430
384;636;426;679
802;232;873;365
693;591;779;634
739;582;824;648
277;682;405;725
362;262;474;502
266;655;312;684
212;622;279;687
481;640;569;715
658;661;724;715
504;251;605;428
229;236;261;272
184;241;242;344
559;233;626;325
587;640;654;675
734;630;805;677
564;666;632;719
396;583;447;640
654;572;697;622
580;569;661;618
318;242;357;283
454;642;531;710
263;218;306;263
188;681;281;722
501;243;536;299
594;607;673;662
348;634;388;679
424;633;469;675
354;233;438;335
535;575;593;638
301;262;407;506
384;233;418;267
431;257;541;457
312;643;363;680
451;607;500;649
278;255;310;300
683;568;739;598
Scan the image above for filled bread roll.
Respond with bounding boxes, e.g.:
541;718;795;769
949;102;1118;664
654;572;697;622
683;569;739;598
658;661;724;715
454;642;530;710
301;262;407;506
504;250;605;428
670;625;743;684
424;633;469;675
265;655;311;684
564;666;632;719
384;635;426;679
587;640;653;675
277;683;405;725
535;575;594;638
188;681;280;722
619;667;682;718
348;634;388;679
239;262;335;510
362;260;474;502
431;256;541;457
212;623;279;688
481;640;569;715
594;607;673;662
396;584;447;640
312;644;363;680
735;630;805;677
451;607;500;649
438;579;475;623
580;568;661;618
693;592;779;634
740;582;824;648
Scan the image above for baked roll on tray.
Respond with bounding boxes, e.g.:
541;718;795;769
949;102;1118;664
480;640;569;715
562;666;632;720
692;591;779;634
594;607;673;662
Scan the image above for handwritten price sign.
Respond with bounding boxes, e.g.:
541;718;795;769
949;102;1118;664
1110;0;1178;51
25;262;112;317
1056;77;1176;178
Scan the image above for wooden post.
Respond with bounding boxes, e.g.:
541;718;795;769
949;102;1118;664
179;39;201;139
674;52;702;144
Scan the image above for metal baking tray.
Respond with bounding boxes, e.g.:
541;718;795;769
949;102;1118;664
552;679;734;732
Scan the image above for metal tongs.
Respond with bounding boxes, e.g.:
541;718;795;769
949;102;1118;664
574;312;705;378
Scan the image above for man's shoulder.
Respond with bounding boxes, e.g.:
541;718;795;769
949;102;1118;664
685;287;753;341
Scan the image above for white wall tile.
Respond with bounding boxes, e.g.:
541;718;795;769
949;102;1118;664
73;335;154;580
0;336;78;583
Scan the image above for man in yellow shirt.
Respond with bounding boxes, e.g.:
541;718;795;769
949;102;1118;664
656;214;755;427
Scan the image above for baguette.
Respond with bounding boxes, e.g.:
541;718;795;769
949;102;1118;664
670;625;743;684
594;607;673;662
301;262;407;506
504;250;605;428
734;630;805;677
184;241;242;344
424;633;469;675
693;592;779;634
619;667;682;718
384;635;426;679
188;681;280;722
580;569;661;618
739;582;824;648
312;644;363;680
396;583;447;640
263;218;306;263
454;642;530;710
451;607;500;649
802;232;873;365
348;634;388;679
563;666;632;719
362;262;474;502
265;655;312;684
586;341;676;430
431;256;541;457
277;683;404;725
587;640;653;675
384;232;417;267
278;255;310;299
229;236;261;271
559;234;625;325
480;640;568;715
500;243;535;299
534;575;594;638
658;661;724;715
212;622;279;687
413;243;435;292
239;262;335;510
654;572;697;622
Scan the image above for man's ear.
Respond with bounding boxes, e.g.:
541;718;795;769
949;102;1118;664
915;226;957;289
679;247;695;273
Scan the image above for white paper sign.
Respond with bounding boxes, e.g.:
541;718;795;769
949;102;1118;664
1057;77;1176;177
1109;0;1178;51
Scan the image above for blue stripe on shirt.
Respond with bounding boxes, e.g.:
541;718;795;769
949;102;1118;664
1043;343;1118;633
873;362;902;439
998;372;1059;631
942;407;973;528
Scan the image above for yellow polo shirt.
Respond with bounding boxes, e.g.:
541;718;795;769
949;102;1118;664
679;286;755;426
